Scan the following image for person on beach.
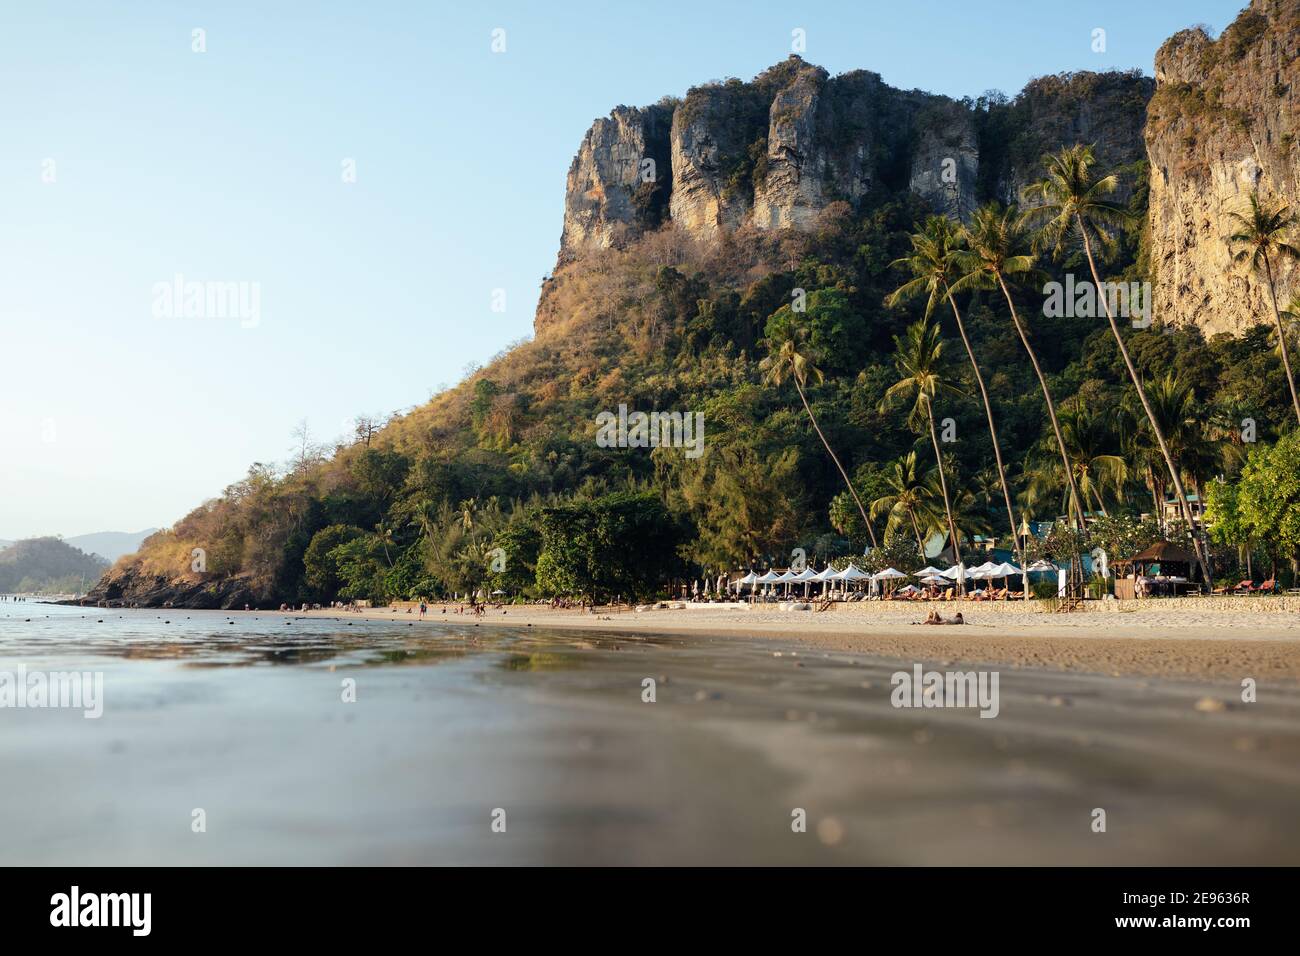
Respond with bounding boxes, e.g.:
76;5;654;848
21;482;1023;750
917;610;965;625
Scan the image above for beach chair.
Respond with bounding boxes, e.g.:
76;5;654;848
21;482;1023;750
1256;578;1276;594
1234;579;1255;593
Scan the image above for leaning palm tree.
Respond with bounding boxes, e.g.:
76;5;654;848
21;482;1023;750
950;204;1088;531
1226;191;1300;425
880;318;965;568
760;321;879;548
869;451;942;556
888;215;1023;565
1023;144;1212;585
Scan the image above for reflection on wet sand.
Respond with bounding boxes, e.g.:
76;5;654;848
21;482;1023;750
1;606;1298;865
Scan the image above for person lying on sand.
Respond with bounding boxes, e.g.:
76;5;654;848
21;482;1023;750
914;611;965;625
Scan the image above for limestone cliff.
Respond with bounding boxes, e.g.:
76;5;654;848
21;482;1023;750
552;6;1293;342
1145;0;1299;336
555;56;1151;264
560;103;673;255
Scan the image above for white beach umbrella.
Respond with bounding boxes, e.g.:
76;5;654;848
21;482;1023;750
755;571;782;583
737;571;760;585
833;563;870;581
810;566;837;595
913;565;946;577
940;563;965;580
1026;559;1058;573
871;567;908;581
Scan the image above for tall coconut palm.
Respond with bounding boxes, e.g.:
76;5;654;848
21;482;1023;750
1117;404;1170;522
1227;191;1300;425
869;451;942;555
879;318;964;568
1023;144;1213;586
1024;399;1127;519
888;215;1023;565
760;322;879;548
1140;372;1223;524
950;204;1089;531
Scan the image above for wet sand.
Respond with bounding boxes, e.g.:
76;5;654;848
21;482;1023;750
2;613;1300;868
2;606;1299;865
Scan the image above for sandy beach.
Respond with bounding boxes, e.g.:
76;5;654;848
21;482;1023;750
293;599;1300;682
6;604;1300;865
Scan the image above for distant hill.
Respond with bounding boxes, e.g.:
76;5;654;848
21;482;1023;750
65;529;157;562
0;538;109;595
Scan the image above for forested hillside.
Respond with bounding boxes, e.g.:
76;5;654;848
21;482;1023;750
1;538;108;594
87;2;1300;608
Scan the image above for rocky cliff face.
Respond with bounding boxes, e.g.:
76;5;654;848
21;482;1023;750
990;71;1154;204
561;104;673;254
77;567;260;610
555;56;1152;264
1145;0;1299;337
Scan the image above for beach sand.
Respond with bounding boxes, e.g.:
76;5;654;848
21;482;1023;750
294;600;1300;682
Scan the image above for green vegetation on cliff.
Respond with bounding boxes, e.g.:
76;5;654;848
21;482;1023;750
101;164;1300;606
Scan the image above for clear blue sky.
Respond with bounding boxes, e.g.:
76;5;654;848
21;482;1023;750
0;0;1246;540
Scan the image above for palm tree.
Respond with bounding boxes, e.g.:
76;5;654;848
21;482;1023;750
1023;144;1212;585
888;215;1023;565
1226;191;1300;425
760;322;879;548
1117;404;1170;522
879;318;964;567
1140;372;1223;522
1024;399;1127;519
950;204;1088;531
869;452;942;555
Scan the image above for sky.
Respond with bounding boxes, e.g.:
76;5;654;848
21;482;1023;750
0;0;1248;540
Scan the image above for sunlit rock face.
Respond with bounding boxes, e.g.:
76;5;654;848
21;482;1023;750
558;55;1157;261
560;104;673;259
1145;0;1299;336
555;1;1294;345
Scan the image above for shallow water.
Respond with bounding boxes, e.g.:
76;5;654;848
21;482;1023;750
1;604;1298;865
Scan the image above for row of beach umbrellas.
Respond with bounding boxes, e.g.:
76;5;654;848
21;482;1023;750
727;558;1061;597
